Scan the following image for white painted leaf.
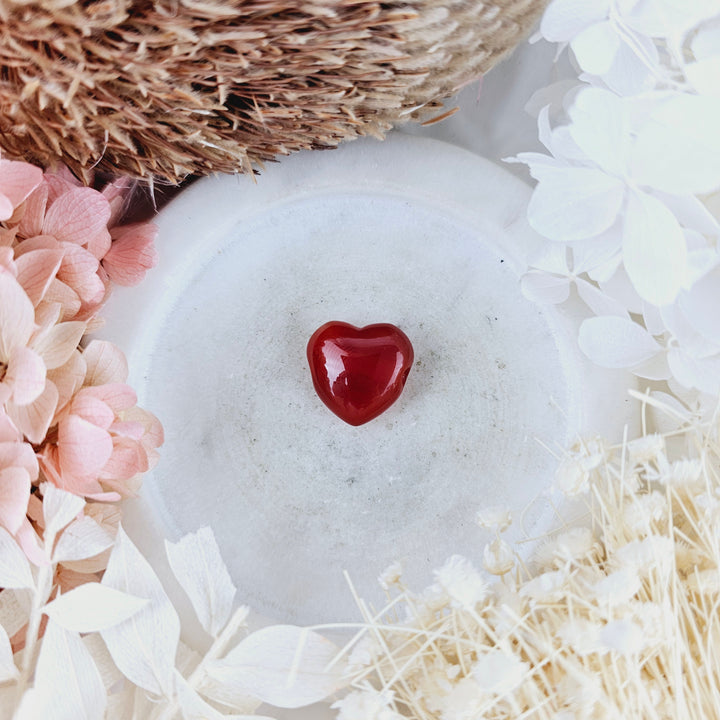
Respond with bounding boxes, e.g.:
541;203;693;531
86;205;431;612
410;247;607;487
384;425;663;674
623;190;686;305
53;516;114;563
44;583;148;633
0;527;34;589
100;525;180;697
632;95;720;194
23;619;106;720
579;316;661;368
570;21;620;75
0;623;18;683
204;625;346;709
165;526;236;638
540;0;609;41
520;271;570;305
527;165;626;242
42;483;84;539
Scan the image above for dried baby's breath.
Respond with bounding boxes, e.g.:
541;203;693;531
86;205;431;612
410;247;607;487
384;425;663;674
332;394;720;720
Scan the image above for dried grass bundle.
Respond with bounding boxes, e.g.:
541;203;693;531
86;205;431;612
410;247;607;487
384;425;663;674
332;393;720;719
0;0;545;183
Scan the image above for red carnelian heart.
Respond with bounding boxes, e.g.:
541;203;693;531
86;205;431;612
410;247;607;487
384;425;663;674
307;321;414;426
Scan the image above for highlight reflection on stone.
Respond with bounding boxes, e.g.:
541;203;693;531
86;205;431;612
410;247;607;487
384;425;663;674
307;321;414;426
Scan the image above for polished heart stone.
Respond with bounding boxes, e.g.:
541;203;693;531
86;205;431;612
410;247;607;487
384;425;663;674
307;321;414;426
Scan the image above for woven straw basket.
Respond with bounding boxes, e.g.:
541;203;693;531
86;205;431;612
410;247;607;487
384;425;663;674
0;0;546;182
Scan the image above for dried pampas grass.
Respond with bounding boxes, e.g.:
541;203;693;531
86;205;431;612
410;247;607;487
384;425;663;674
0;0;545;183
331;392;720;719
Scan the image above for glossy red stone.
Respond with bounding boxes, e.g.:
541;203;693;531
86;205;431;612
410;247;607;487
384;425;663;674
307;321;414;426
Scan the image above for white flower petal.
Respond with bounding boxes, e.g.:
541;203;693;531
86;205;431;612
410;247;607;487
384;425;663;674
668;348;720;395
568;88;628;177
576;279;629;318
540;0;609;42
578;316;661;368
632;95;720;194
678;266;720;344
619;0;720;37
528;166;626;242
520;271;570;305
686;57;720;98
570;21;621;75
623;191;686;305
602;33;658;96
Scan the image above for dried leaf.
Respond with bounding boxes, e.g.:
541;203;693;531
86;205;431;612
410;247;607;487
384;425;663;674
44;583;148;633
204;625;346;709
53;516;114;563
165;526;236;638
175;671;276;720
42;483;85;539
0;526;34;589
0;623;18;683
16;619;106;720
100;525;180;696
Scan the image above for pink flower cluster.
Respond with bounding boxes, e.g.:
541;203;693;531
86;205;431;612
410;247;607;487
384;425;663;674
0;159;162;562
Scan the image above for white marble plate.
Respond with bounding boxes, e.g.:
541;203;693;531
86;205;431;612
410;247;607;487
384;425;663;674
99;133;636;626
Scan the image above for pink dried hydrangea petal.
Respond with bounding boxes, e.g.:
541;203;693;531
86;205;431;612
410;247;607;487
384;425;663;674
0;440;38;478
0;466;31;534
103;177;134;226
82;383;137;412
47;350;86;418
7;380;59;445
82;340;128;386
58;414;113;479
42;187;111;248
0;195;13;221
12;235;60;257
70;391;114;430
99;437;148;481
124;406;164;450
5;346;46;406
0;160;43;215
57;244;105;304
17;182;49;238
31;321;86;371
44;171;81;204
87;228;112;261
103;222;158;286
15;517;48;566
0;273;35;359
42;279;82;321
109;420;144;439
14;249;64;306
0;413;21;443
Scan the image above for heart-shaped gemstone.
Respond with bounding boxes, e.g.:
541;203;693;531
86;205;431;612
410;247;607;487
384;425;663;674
307;321;414;426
